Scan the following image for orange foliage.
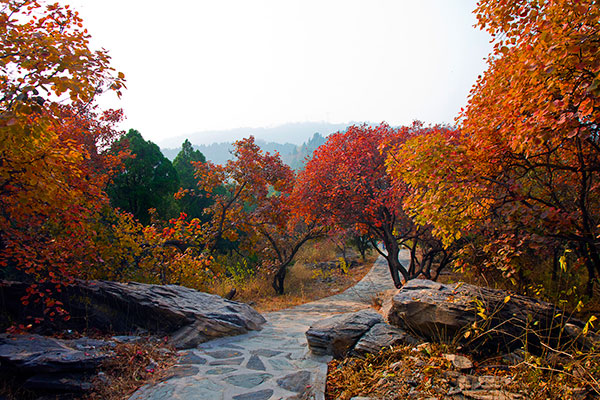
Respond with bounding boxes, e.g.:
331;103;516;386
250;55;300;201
0;0;126;318
391;0;600;295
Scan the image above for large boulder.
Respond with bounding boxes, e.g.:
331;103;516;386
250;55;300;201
306;309;383;358
385;279;578;355
0;280;266;349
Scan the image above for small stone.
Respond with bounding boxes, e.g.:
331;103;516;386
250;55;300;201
207;350;244;359
232;389;274;400
443;354;473;370
246;355;266;371
457;374;480;390
250;349;282;357
350;397;377;400
178;351;207;365
209;357;244;366
447;387;462;396
224;373;272;388
276;370;311;393
477;375;508;389
268;357;294;370
206;367;237;375
165;365;199;379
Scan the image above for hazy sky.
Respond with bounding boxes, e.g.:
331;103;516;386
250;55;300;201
62;0;492;145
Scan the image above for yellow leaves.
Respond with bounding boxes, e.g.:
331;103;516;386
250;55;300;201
582;315;597;336
1;0;124;109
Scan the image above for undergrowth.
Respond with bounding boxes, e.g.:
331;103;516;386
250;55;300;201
327;343;600;400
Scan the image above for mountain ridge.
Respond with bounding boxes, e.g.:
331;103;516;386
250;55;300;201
157;121;356;148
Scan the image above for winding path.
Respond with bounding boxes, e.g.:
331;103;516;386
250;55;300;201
129;252;405;400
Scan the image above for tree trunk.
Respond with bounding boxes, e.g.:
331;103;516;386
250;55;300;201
272;263;289;295
381;236;405;288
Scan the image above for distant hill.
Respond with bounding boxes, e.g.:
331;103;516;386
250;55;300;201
162;133;329;170
158;121;353;148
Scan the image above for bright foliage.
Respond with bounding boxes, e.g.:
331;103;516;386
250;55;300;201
296;123;452;287
188;136;322;293
91;210;214;290
0;0;126;316
391;0;600;295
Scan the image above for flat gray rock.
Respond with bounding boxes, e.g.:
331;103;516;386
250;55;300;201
209;357;244;366
207;349;244;359
178;352;207;365
232;389;274;400
164;365;200;379
246;355;266;371
276;370;312;393
224;373;273;388
250;349;282;357
206;367;237;375
306;309;383;358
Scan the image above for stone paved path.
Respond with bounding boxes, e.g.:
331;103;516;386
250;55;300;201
129;251;406;400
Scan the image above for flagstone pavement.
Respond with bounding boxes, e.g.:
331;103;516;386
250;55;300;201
129;251;406;400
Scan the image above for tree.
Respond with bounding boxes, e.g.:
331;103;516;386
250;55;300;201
295;123;448;288
173;139;206;188
392;0;600;296
0;0;126;317
107;129;179;225
191;136;323;293
172;139;211;220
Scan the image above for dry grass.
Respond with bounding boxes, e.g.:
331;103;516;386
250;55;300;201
327;343;600;400
87;339;178;400
208;240;378;312
211;254;376;313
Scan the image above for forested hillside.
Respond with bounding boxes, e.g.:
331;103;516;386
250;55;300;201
162;132;328;170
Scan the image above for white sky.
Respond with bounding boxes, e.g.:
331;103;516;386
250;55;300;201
63;0;492;145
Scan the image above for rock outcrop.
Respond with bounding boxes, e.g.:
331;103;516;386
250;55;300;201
306;309;419;359
352;322;418;357
385;279;584;354
0;280;266;349
306;279;596;359
306;309;383;358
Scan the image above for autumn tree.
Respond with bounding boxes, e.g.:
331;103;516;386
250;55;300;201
107;129;179;225
296;123;451;288
191;136;323;293
0;0;126;314
391;0;600;296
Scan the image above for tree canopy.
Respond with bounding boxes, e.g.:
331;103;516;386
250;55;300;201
0;0;126;315
107;129;179;225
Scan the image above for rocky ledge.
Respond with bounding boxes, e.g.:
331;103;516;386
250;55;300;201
307;279;598;359
0;334;113;395
1;280;266;349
